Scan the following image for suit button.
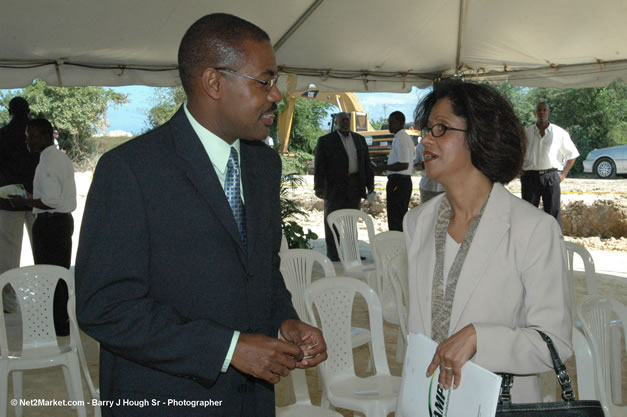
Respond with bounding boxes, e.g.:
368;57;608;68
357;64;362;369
238;384;247;393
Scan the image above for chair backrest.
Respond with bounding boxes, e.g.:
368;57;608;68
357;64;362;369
577;296;626;415
388;252;409;341
564;242;599;309
305;277;390;384
0;265;73;358
327;209;376;272
280;249;336;324
372;231;405;299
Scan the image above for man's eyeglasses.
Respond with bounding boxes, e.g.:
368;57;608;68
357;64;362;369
421;123;467;138
216;68;279;91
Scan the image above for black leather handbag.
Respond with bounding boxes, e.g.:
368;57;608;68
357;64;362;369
496;330;604;417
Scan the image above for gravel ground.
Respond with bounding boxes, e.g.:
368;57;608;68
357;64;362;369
287;175;627;252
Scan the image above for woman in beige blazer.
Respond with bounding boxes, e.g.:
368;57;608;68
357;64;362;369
403;81;572;402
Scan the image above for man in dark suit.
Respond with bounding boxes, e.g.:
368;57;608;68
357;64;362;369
314;112;374;261
0;97;39;313
76;14;326;417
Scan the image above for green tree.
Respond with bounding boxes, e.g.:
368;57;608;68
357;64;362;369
369;116;387;130
279;98;334;154
146;87;185;129
0;80;127;164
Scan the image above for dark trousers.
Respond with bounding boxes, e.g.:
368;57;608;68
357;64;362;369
521;170;562;229
323;175;362;260
386;174;413;231
32;212;74;335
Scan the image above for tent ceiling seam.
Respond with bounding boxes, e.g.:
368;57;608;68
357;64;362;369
273;0;325;52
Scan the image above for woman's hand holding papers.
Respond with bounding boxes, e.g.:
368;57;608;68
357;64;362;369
427;324;477;389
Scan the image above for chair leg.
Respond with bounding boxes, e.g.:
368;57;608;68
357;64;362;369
62;365;76;404
66;356;87;417
395;329;406;364
0;365;8;417
12;371;23;417
320;389;331;409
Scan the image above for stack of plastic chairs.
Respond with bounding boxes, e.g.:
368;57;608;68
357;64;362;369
577;296;626;417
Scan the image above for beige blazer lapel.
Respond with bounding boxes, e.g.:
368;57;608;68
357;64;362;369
407;199;439;338
448;184;511;333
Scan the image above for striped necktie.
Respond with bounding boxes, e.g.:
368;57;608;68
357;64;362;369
225;147;247;248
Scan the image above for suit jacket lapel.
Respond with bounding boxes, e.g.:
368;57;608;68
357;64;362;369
409;200;439;337
448;184;511;332
169;108;246;256
334;131;349;160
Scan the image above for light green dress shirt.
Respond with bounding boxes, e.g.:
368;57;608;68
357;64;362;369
184;103;241;373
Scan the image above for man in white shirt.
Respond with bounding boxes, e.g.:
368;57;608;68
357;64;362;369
10;118;76;335
374;111;415;231
521;102;579;229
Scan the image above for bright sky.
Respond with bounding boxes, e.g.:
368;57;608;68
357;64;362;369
106;85;430;135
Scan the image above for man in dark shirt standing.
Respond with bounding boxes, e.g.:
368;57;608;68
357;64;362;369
0;97;39;312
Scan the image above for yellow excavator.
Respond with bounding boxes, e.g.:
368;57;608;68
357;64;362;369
277;88;419;164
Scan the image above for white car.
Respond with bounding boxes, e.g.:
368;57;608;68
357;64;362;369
582;144;627;178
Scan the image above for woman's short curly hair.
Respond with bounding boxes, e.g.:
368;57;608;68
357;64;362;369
414;80;526;184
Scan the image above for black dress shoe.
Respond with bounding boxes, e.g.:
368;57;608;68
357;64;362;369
329;255;340;262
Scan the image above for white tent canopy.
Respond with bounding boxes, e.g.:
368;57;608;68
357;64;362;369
1;0;626;91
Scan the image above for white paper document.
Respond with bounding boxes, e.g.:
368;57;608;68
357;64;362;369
398;333;502;417
0;184;26;199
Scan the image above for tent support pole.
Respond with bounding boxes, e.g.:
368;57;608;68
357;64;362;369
274;0;325;52
455;0;467;75
55;59;64;87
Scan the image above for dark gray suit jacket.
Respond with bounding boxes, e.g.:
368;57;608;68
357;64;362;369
76;108;298;416
313;130;374;203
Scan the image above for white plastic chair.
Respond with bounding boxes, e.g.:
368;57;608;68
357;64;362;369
563;242;623;402
372;232;406;363
68;293;101;417
279;249;373;368
275;368;343;417
388;252;409;363
305;277;401;417
371;231;405;298
0;265;86;417
564;242;600;310
326;209;377;288
577;296;627;417
572;326;595;400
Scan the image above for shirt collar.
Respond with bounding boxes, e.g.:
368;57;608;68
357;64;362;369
534;123;552;132
184;102;240;175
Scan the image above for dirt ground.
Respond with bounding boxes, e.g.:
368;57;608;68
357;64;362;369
285;175;627;252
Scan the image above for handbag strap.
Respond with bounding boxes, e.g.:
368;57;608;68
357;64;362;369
499;329;575;404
